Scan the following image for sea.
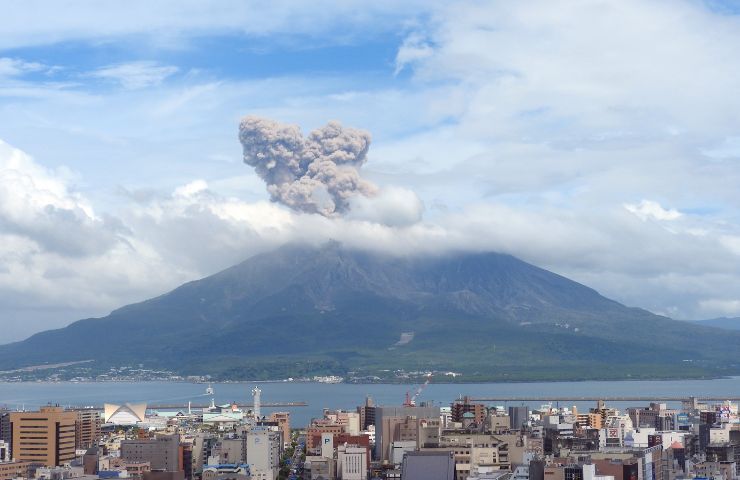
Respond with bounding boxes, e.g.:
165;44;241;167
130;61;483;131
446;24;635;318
2;377;740;427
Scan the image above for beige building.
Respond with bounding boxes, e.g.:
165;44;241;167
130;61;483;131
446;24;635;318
10;406;77;467
0;461;30;480
576;413;603;430
121;433;181;472
268;412;291;447
422;432;510;480
75;409;102;449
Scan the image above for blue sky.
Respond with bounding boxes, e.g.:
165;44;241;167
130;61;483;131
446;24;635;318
3;0;740;342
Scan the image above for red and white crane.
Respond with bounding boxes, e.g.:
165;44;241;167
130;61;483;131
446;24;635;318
403;373;433;406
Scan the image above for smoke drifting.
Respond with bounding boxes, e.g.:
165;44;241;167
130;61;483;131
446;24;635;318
239;116;376;216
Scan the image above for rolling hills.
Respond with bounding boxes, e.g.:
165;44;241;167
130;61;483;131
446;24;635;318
690;317;740;331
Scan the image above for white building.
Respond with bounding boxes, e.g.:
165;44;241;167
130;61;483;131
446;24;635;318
104;403;147;425
337;445;368;480
246;428;281;480
0;439;10;462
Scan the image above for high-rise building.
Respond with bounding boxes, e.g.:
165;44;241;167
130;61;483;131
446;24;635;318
9;406;77;467
0;410;10;442
0;411;10;457
509;406;530;431
246;428;280;480
267;412;290;447
358;396;375;430
373;405;440;462
121;434;181;472
451;396;487;425
74;409;101;450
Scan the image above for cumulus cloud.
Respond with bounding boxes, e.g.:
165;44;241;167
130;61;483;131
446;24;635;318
0;141;188;341
5;133;740;341
239;116;376;216
0;140;122;256
6;0;740;339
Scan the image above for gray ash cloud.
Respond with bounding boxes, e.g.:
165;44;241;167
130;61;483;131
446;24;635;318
239;116;376;216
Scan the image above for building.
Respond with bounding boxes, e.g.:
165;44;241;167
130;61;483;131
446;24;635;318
202;463;250;480
576;413;603;430
82;447;99;475
210;437;246;464
509;407;529;431
104;403;147;425
358;397;376;430
75;409;102;449
0;411;10;445
452;397;487;426
307;424;345;451
0;440;9;462
267;412;290;447
143;471;185;480
337;445;368;480
374;405;440;461
424;432;510;480
246;428;280;480
401;451;456;480
0;461;30;480
304;455;334;480
121;433;181;472
127;461;153;478
9;405;77;467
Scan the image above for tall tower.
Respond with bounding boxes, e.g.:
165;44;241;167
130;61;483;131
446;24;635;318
252;386;262;419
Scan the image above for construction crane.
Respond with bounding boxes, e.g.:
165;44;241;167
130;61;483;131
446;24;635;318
403;373;432;407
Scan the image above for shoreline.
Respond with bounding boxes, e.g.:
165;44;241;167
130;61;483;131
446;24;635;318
0;374;735;385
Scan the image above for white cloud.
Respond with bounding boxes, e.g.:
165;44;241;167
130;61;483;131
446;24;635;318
89;61;179;89
0;139;120;256
624;200;682;222
3;134;740;341
0;0;435;49
0;57;45;77
0;141;191;341
394;33;434;75
698;299;740;317
347;186;424;227
4;0;740;338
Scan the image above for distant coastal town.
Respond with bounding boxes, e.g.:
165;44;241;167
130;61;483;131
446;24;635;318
0;362;465;385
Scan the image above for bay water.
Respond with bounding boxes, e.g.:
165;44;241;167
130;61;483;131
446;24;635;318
2;377;740;427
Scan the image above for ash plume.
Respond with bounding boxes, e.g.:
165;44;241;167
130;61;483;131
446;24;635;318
238;116;376;216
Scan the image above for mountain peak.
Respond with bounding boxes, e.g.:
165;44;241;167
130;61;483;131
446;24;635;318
1;244;739;381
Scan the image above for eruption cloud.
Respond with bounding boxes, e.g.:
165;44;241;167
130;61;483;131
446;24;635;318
238;116;376;216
